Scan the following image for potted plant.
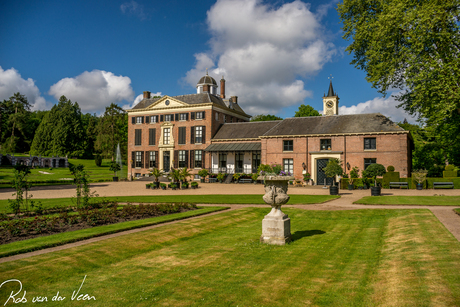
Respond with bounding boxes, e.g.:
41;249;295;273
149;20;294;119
364;164;386;196
251;173;259;184
198;169;209;183
160;183;167;190
322;159;344;195
170;182;177;190
145;183;151;189
356;182;364;190
109;161;121;182
303;172;311;185
169;168;182;187
412;169;428;190
191;181;199;189
348;166;359;190
180;168;192;184
217;173;225;183
150;168;164;189
181;182;189;189
233;173;241;183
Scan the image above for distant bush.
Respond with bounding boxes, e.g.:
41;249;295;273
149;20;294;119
387;165;395;172
95;154;102;167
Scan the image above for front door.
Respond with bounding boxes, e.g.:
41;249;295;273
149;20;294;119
317;159;333;185
163;151;170;172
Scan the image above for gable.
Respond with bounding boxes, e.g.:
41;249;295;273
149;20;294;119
146;96;188;110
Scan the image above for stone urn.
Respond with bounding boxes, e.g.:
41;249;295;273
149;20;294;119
258;176;294;245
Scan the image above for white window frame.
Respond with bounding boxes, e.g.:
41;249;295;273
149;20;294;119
283;158;293;175
163;128;170;145
196;112;203;120
136;116;142;124
195;126;203;144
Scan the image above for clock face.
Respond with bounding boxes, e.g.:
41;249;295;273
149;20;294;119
165;100;170;106
326;101;333;108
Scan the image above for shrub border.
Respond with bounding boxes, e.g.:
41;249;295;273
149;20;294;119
0;206;228;258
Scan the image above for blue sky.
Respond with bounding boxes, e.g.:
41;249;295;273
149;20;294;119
0;0;414;122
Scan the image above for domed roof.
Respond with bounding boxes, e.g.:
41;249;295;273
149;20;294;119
197;71;217;86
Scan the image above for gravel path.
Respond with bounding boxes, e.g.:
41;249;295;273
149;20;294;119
0;182;459;263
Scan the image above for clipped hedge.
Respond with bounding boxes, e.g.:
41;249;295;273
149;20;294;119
382;172;400;188
341;177;460;189
443;171;458;178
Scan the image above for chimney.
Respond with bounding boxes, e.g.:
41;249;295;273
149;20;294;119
143;91;151;99
220;76;226;98
203;84;209;92
231;96;238;104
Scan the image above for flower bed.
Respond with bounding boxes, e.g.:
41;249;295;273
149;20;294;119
0;203;197;244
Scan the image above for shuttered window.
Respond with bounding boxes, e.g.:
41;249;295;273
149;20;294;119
135;129;142;146
178;127;186;145
149;128;156;145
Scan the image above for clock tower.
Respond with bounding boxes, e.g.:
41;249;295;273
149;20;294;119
323;80;339;116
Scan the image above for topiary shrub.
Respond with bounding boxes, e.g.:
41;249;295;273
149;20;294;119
94;154;102;167
387;165;395;172
445;165;455;171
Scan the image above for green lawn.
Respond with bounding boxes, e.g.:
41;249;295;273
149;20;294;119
0;206;226;258
354;196;460;206
1;208;459;306
0;195;338;213
0;158;128;184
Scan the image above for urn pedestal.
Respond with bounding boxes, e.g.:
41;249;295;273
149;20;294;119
258;176;294;245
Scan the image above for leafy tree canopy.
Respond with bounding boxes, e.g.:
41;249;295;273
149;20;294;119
30;96;86;157
95;103;127;161
294;104;321;117
250;114;283;121
337;0;460;126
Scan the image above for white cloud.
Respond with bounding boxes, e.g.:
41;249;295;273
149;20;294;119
184;0;336;115
120;1;148;20
0;66;52;111
339;93;417;123
122;91;162;110
49;70;135;113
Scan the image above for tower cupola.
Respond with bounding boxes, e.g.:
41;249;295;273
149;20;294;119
196;69;218;95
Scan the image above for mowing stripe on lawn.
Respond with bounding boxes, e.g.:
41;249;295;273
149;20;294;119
354;195;460;206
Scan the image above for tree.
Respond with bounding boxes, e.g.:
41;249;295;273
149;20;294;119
294;104;320;117
337;0;460;126
322;159;344;184
250;114;283;122
95;103;127;161
30;96;86;157
0;93;32;153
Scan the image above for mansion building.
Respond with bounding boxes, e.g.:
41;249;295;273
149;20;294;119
127;73;412;184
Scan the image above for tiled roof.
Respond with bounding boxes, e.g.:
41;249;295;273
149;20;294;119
262;114;405;136
131;93;249;116
212;121;282;140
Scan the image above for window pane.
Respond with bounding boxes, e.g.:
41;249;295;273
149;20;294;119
195;126;203;143
321;139;331;150
283;159;293;174
283;140;293;151
194;150;202;168
149;151;156;168
163;128;170;144
364;138;376;150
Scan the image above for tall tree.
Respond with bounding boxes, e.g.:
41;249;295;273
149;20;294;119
250;114;283;122
337;0;460;125
95;103;127;161
0;93;32;153
294;104;321;117
30;96;85;157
